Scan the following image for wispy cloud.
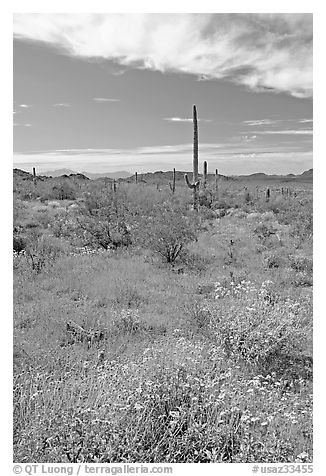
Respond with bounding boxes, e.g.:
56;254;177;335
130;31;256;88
13;13;312;98
53;103;71;107
14;123;32;127
19;104;32;108
164;117;212;123
243;119;280;126
244;118;313;127
253;129;312;135
241;135;257;142
93;97;120;103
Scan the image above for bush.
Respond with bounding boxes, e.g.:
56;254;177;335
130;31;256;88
264;253;284;269
51;182;76;200
136;206;198;263
25;235;68;272
289;255;313;273
13;234;26;253
206;279;312;378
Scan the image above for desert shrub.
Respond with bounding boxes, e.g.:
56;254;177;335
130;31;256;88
13;234;26;253
51;182;76;200
24;234;69;272
183;298;211;329
289;255;313;273
198;190;213;208
203;279;312;378
290;271;313;288
198;205;217;221
112;308;141;333
48;191;132;249
263;253;284;269
258;196;289;215
177;248;213;273
253;222;278;241
14;180;38;200
243;189;252;204
212;194;235;212
287;255;313;287
135;206;198;263
289;214;313;245
70;215;131;250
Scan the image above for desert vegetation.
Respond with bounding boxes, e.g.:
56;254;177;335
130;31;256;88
13;107;312;463
13;168;313;463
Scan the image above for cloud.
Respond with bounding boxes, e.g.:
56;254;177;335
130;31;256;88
241;135;257;142
243;119;280;126
13;13;312;98
244;118;314;127
93;97;120;102
253;129;313;135
164;117;212;123
14;123;32;127
53;103;71;107
19;104;31;108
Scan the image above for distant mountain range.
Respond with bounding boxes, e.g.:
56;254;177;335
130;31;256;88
235;169;313;182
13;168;313;183
42;169;132;179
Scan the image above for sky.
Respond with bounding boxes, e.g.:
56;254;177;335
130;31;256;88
13;13;313;175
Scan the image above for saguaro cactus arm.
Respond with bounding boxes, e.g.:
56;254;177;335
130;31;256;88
185;174;200;189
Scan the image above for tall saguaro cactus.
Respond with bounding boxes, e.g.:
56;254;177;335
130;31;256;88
185;105;200;210
215;169;219;193
135;172;138;184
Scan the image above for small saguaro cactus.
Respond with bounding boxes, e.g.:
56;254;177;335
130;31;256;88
203;161;208;189
244;186;251;203
215;169;219;192
169;168;176;194
185;104;200;210
265;187;271;201
113;180;117;193
32;167;37;187
135;172;138;184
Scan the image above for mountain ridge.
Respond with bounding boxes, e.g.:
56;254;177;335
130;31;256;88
13;168;313;183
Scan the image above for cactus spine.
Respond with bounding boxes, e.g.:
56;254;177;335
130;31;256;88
185;104;200;210
169;168;176;193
